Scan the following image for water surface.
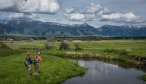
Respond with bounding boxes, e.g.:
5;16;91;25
63;60;146;84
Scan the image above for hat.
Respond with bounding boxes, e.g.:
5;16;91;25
37;51;41;54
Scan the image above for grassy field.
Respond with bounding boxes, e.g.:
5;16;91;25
25;40;146;59
3;40;146;63
5;40;146;57
1;39;146;83
0;42;85;84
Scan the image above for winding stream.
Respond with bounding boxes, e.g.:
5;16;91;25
63;60;146;84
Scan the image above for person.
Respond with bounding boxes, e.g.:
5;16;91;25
24;53;32;77
33;51;43;75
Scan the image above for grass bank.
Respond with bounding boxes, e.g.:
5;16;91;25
142;74;146;81
0;54;85;84
0;42;85;84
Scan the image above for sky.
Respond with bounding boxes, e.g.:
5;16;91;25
0;0;146;27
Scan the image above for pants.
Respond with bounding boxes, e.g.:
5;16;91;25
26;65;32;76
34;63;39;73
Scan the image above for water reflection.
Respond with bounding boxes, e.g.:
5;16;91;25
63;60;146;84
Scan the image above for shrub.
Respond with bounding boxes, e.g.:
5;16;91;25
44;42;53;50
74;43;82;51
142;74;146;81
44;37;54;50
59;41;69;50
118;49;128;55
103;49;128;55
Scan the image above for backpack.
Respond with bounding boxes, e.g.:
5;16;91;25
24;56;32;66
35;55;43;62
24;60;29;66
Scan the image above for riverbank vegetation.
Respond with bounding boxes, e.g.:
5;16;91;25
44;40;146;64
142;74;146;81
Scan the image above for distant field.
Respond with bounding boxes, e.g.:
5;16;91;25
4;40;146;57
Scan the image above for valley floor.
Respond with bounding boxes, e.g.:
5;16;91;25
0;39;146;83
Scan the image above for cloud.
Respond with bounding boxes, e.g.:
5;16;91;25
84;14;95;20
0;0;17;10
86;3;110;15
8;13;25;19
64;3;111;22
87;3;102;14
64;3;110;22
124;12;138;21
65;8;75;14
0;0;60;13
101;12;139;22
98;8;110;15
85;3;140;23
6;12;39;20
65;13;85;21
0;1;144;25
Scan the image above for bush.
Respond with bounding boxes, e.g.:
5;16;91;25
59;41;69;50
44;37;54;50
142;74;146;81
74;43;82;51
103;49;128;55
44;42;53;50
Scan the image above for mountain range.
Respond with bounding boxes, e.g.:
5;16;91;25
0;19;146;37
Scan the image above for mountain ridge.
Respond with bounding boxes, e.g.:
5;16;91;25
0;19;146;37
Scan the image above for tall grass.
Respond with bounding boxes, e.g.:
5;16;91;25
0;42;21;57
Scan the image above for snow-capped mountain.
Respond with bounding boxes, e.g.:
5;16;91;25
0;19;146;37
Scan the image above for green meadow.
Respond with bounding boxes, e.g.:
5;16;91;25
0;39;146;83
0;41;85;84
7;40;145;57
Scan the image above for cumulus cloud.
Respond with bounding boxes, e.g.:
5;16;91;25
87;3;102;14
0;0;60;13
64;3;111;22
98;8;110;15
86;3;110;15
85;3;140;23
0;1;143;25
124;12;138;21
65;13;85;21
101;12;138;22
16;0;40;12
